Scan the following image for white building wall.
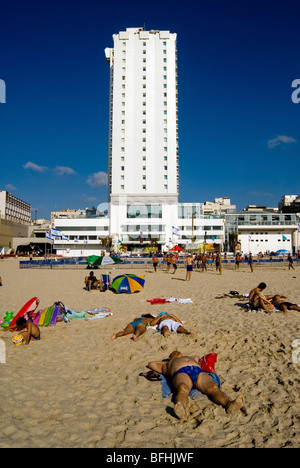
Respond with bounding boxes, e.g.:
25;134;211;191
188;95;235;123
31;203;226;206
106;28;179;247
54;217;110;257
239;227;297;255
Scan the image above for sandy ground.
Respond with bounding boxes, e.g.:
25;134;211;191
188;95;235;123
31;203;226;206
0;258;299;448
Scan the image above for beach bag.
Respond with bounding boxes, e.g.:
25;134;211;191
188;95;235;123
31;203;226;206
53;301;67;321
199;353;217;373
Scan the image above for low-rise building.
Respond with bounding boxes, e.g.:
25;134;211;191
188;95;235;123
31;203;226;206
0;190;31;254
225;211;299;255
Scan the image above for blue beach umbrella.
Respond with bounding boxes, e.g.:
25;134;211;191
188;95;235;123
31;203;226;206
110;274;145;293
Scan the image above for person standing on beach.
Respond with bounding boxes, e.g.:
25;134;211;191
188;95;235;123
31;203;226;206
235;253;241;270
172;255;178;274
215;253;220;273
201;254;208;272
249;253;254;273
152;254;159;272
185;255;193;281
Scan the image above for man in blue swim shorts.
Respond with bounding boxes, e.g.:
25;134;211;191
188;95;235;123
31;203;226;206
185;255;194;281
148;351;244;420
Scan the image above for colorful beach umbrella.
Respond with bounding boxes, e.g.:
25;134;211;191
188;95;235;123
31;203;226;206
86;255;123;267
110;274;145;293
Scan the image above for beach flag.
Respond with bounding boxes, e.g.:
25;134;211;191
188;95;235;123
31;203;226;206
51;227;62;238
282;235;288;241
74;236;79;243
172;226;180;237
46;232;54;241
83;239;88;245
62;234;69;242
298;223;300;233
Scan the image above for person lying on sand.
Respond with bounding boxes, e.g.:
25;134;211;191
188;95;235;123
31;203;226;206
272;295;300;313
147;351;244;420
151;312;195;337
15;317;40;345
111;314;155;342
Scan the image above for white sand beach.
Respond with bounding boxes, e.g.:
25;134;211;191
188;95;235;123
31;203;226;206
0;258;299;448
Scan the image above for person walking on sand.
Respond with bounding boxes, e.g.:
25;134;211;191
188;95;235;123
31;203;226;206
185;255;193;281
287;254;295;270
147;351;244;420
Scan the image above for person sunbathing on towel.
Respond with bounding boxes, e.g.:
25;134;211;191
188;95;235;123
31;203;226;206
151;312;194;337
272;295;300;313
111;314;155;342
148;351;244;420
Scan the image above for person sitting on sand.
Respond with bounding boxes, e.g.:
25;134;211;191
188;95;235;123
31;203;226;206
272;295;300;313
111;314;155;342
15;317;40;345
151;312;195;337
84;271;103;292
147;351;244;420
249;282;275;312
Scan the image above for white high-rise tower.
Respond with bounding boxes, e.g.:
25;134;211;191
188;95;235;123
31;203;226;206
105;28;179;244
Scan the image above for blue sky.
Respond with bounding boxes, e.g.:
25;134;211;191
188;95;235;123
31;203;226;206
0;0;299;219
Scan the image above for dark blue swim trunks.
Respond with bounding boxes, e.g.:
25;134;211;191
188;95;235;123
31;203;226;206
172;365;222;389
173;366;202;387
